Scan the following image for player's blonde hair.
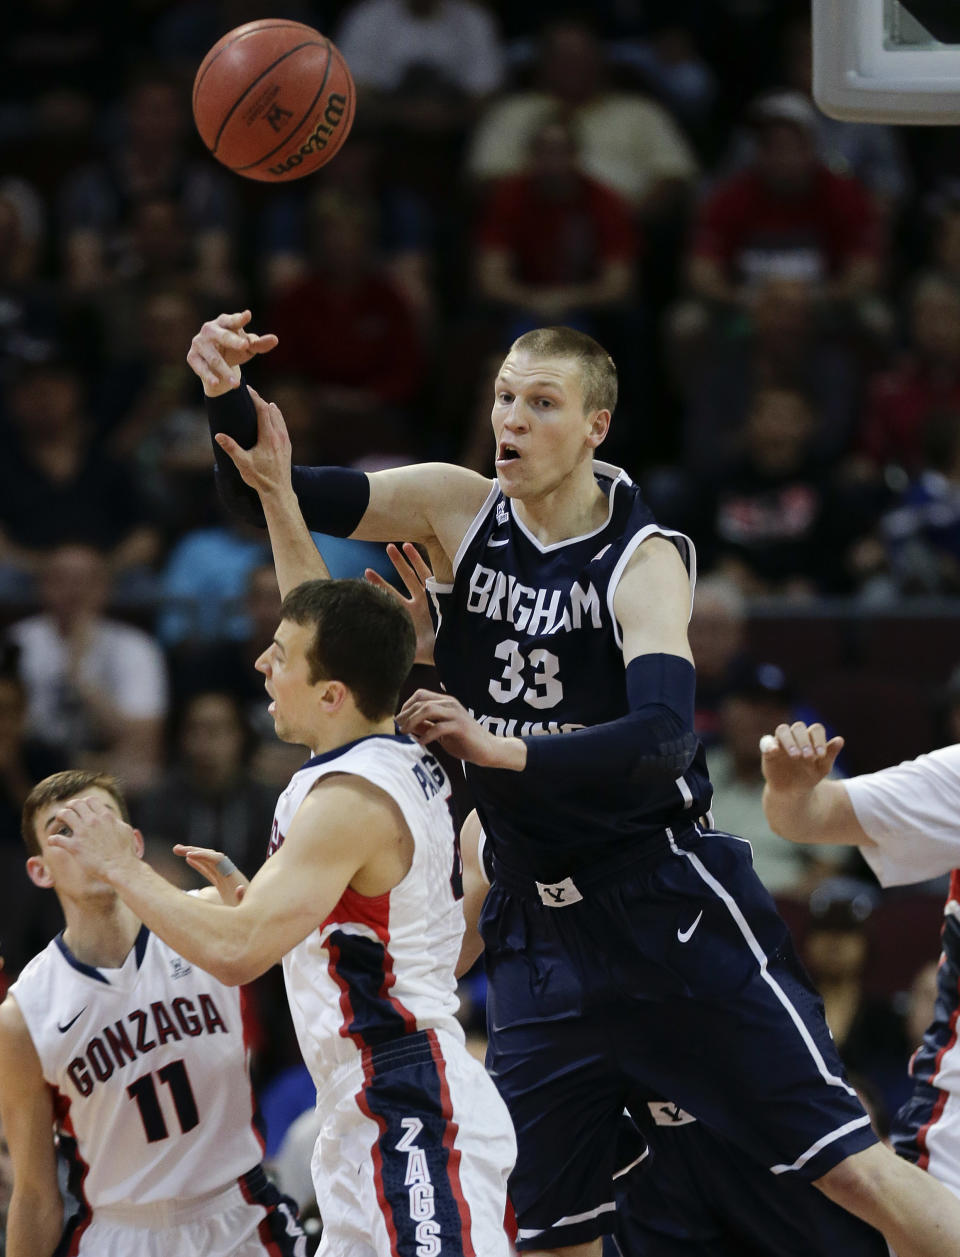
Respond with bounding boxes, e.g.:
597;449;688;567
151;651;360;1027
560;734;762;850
22;770;130;858
509;326;618;416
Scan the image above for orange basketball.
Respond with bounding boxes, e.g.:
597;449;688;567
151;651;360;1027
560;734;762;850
192;19;356;182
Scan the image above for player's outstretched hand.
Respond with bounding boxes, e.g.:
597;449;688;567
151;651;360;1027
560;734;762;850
397;689;525;770
46;795;138;880
213;385;292;499
759;721;844;795
173;845;250;907
365;543;436;667
187;310;278;396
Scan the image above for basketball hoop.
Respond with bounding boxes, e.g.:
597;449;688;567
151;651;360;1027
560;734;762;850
812;0;960;123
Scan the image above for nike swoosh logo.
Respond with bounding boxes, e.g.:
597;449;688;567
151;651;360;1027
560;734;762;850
677;910;703;943
57;1008;86;1033
487;538;509;547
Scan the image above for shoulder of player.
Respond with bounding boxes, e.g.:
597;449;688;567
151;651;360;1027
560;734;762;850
617;534;690;591
290;772;408;854
612;535;693;648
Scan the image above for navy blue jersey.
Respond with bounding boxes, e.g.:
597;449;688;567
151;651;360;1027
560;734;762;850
430;461;713;875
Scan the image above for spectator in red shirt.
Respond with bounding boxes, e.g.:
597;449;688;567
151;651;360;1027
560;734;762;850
859;274;960;476
265;192;427;467
698;386;882;599
474;116;638;338
677;91;886;344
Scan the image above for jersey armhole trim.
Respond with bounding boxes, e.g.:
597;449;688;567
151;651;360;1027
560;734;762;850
451;480;500;576
606;526;698;650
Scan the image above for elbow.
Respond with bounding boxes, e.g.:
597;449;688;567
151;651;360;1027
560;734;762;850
212;934;272;987
204;935;253;986
211;951;257;987
627;728;699;786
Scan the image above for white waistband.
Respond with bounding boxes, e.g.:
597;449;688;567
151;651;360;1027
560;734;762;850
94;1178;246;1227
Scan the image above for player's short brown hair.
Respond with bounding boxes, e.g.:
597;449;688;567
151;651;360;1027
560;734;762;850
509;326;618;416
22;770;130;858
280;578;416;721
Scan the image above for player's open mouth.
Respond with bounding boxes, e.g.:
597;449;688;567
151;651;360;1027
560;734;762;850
496;443;521;465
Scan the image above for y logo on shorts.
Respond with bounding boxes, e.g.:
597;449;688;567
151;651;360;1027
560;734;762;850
396;1117;441;1256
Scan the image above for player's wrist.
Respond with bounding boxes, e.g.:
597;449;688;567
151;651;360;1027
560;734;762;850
485;736;527;772
202;376;242;398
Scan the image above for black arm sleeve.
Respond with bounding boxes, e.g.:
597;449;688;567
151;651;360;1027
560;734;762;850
206;385;265;526
520;654;698;789
206;382;371;536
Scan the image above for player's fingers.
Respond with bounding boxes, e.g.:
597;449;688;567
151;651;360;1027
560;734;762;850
758;733;780;755
823;734;845;769
806;723;829;757
214;432;246;466
401;542;432;584
400;687;443;708
190;338;238;385
400;714;437;741
773;722;802;757
249;332;279;354
266;402;292;446
385;544;423;599
398;693;451;722
790;721;816;758
235;883;247;902
363;568;392;592
396;699;441;729
217;310;252;327
173;844;225;862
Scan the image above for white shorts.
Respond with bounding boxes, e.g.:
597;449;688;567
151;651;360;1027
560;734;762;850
312;1028;516;1257
75;1168;307;1256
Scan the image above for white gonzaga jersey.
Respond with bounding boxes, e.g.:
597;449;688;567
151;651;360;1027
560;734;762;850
845;744;960;1196
9;925;264;1210
268;733;465;1090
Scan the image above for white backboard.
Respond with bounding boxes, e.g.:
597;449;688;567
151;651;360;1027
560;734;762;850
812;0;960;123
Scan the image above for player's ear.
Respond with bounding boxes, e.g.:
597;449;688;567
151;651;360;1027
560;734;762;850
26;854;54;890
318;678;349;714
131;828;146;860
587;408;610;449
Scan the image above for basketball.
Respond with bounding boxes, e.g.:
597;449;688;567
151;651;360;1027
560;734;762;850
192;19;355;182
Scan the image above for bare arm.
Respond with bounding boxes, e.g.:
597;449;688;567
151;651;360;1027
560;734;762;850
0;999;63;1257
47;782;403;986
760;721;873;848
613;535;694;666
456;810;487;978
213;387;330;598
188;311;492;571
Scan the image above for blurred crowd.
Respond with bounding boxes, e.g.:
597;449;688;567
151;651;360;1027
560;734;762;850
1;0;958;1235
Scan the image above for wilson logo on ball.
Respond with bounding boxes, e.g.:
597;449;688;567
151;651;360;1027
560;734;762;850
268;94;347;175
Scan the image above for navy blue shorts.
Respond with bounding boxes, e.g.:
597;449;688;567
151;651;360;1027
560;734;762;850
603;1109;887;1256
480;826;878;1251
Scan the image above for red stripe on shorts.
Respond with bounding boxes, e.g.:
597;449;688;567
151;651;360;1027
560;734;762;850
427;1028;477;1257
